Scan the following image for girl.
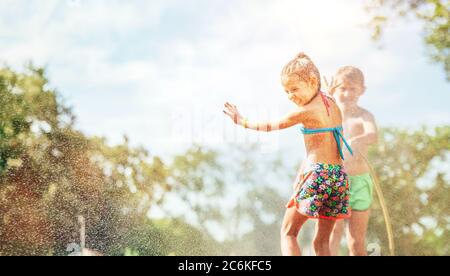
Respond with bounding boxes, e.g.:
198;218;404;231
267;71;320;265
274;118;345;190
223;52;353;256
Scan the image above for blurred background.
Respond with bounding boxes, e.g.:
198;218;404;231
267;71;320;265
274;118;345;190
0;0;448;256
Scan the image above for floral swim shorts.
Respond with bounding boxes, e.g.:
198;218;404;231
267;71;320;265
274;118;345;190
286;163;351;220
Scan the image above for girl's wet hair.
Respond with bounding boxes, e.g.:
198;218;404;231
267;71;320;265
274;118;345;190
281;52;321;91
335;66;365;86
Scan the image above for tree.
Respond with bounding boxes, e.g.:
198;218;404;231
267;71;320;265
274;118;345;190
366;0;450;80
367;126;450;255
0;66;223;255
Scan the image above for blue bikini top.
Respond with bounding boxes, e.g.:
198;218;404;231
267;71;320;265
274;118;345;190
300;92;353;160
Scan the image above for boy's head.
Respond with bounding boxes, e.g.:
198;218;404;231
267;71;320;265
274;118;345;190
331;66;366;105
281;52;321;106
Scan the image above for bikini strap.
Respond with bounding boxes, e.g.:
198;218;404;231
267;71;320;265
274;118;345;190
320;92;331;116
300;126;354;160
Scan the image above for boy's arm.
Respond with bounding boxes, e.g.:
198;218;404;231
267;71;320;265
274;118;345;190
223;102;309;132
349;111;378;147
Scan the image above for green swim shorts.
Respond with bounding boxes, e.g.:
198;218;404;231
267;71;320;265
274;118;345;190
349;173;374;211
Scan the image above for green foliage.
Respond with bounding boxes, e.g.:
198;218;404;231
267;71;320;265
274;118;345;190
368;126;450;255
366;0;450;80
0;66;223;256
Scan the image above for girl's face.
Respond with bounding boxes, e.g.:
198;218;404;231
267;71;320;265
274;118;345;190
282;74;317;106
332;78;365;105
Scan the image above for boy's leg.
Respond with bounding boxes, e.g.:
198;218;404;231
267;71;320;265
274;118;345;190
330;219;346;256
313;219;336;256
280;207;309;256
346;210;370;256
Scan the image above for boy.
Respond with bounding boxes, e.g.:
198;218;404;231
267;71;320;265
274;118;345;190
327;66;378;256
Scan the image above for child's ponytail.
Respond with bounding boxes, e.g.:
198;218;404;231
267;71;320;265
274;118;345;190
282;52;321;92
295;52;310;60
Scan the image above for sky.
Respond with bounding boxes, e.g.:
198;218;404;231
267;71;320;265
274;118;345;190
1;0;449;160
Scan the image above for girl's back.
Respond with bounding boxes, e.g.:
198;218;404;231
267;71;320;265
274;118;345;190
301;93;344;165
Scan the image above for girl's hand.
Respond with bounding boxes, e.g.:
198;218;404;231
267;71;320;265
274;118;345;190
223;102;243;124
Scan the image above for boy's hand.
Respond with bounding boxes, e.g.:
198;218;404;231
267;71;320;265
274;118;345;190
223;102;243;124
323;76;342;94
349;137;360;149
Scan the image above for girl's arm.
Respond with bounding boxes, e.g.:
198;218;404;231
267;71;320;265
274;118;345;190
223;102;308;132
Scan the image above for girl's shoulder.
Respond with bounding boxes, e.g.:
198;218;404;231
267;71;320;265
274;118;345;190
322;92;336;103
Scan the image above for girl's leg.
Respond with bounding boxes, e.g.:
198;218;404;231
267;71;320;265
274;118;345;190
329;219;346;256
280;207;308;256
292;160;306;190
313;219;337;256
